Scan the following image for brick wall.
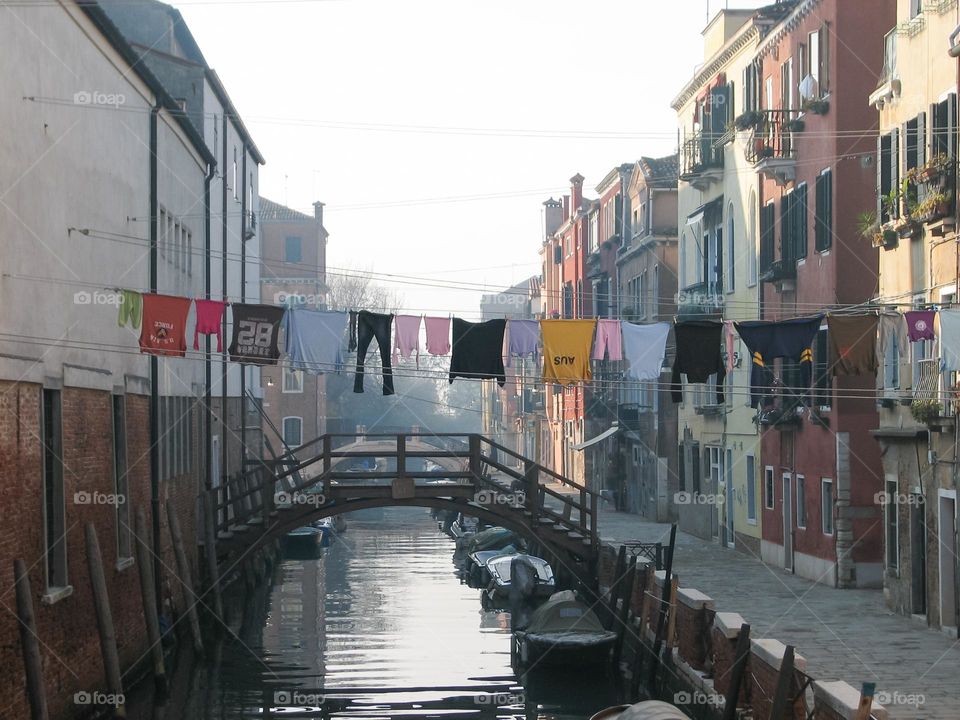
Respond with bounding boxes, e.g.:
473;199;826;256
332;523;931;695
748;640;807;720
709;613;747;708
0;384;203;719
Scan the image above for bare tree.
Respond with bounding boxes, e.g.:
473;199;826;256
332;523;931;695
327;268;403;314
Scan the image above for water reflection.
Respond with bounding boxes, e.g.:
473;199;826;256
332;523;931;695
125;507;617;719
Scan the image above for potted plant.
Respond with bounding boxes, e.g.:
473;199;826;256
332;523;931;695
916;190;951;221
802;98;830;115
910;398;943;425
919;153;954;183
783;118;805;132
734;110;764;131
858;210;896;249
758;145;775;158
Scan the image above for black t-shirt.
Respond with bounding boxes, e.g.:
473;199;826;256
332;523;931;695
228;304;286;365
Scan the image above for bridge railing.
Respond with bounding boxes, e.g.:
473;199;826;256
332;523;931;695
215;433;601;553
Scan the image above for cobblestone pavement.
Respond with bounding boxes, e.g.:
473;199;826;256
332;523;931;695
595;508;958;720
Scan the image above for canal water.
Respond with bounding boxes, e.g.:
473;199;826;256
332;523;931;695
125;507;619;719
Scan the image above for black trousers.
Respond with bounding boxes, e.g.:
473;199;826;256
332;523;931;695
353;311;395;395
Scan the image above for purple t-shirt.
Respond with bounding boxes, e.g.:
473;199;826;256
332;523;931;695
905;310;936;342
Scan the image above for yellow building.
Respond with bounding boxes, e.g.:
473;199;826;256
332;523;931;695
671;7;792;550
870;0;960;630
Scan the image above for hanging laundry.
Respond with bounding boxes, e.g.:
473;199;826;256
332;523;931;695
348;310;358;351
827;313;879;376
393;314;422;367
424;316;452;355
670;320;725;403
939;309;960;371
734;316;823;407
723;320;736;373
449;318;507;386
507;319;540;367
117;289;143;330
139;294;191;357
877;312;909;371
905;309;936;342
193;299;227;352
592;319;623;361
285;308;348;374
621;322;669;380
540;319;595;385
228;303;285;365
354;311;395;395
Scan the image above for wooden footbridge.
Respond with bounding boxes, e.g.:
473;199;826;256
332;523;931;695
207;433;602;585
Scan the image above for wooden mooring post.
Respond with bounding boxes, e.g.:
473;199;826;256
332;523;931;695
134;507;167;694
768;644;795;720
84;523;127;718
611;557;636;669
166;499;204;655
13;559;49;720
645;523;677;694
721;623;751;720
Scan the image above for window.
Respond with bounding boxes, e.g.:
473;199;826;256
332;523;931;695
885;478;899;571
159;397;193;481
42;389;67;590
780;58;794;112
883;329;900;390
282;367;303;393
638;270;647;319
232;148;238;200
808;30;820;90
910;0;922;18
815;169;833;251
905;114;925;210
931;93;957;159
813;327;830;407
764;466;775;510
652;265;659;321
878;130;900;223
817;25;830;95
821;478;834;535
112;395;132;562
708;446;723;495
726;203;735;293
796;475;807;528
285;236;302;264
691;442;701;494
782;184;807;263
746;456;757;524
283;417;303;448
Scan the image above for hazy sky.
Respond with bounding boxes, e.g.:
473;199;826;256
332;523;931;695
177;0;761;316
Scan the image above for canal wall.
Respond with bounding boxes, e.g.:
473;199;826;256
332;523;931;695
597;543;889;720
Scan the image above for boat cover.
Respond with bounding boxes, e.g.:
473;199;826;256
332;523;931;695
524;595;605;634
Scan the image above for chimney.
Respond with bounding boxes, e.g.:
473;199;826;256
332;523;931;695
562;194;570;222
570;173;585;211
543;197;563;238
313;201;325;225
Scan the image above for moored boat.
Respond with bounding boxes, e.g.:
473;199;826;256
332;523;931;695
281;525;324;559
486;554;555;602
512;592;616;670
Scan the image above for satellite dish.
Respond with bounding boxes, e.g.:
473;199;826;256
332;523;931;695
799;74;817;101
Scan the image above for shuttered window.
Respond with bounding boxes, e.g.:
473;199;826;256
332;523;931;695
815;170;833;252
760;202;776;273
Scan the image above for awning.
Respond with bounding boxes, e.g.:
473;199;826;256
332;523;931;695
685;196;723;226
571;424;620;451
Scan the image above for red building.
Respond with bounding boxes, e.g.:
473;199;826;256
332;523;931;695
752;0;895;586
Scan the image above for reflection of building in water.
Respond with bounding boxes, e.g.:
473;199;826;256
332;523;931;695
261;558;327;681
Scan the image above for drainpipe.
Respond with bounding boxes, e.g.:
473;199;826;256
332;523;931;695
204;161;216;490
221;113;228;483
149;103;162;607
953;23;960;635
240;145;248;471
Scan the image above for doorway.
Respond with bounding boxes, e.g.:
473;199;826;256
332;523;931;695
938;492;957;630
910;495;927;616
783;473;793;571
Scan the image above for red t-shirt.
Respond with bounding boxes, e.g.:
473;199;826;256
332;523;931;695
139;294;192;357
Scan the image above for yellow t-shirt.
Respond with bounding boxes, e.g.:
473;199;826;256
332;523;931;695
540;319;596;385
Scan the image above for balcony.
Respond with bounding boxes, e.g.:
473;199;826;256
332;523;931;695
912;359;957;427
679;130;723;190
869;30;900;109
745;109;800;186
676;281;724;319
759;258;797;293
617;403;653;435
